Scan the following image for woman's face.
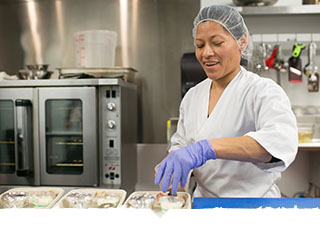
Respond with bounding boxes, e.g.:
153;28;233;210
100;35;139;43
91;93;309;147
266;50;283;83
195;21;242;82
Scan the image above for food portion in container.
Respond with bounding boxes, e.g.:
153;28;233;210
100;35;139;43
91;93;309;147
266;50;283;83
64;192;94;208
156;192;185;211
1;192;29;208
94;191;120;208
124;191;190;212
28;191;58;208
127;192;156;209
0;189;60;208
57;189;125;208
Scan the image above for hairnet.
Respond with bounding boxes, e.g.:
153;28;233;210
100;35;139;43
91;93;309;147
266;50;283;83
192;5;253;65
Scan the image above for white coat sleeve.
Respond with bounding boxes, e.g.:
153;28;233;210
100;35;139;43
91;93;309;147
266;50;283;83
245;80;298;172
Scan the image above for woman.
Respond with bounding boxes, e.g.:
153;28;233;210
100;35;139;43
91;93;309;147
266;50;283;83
154;5;298;197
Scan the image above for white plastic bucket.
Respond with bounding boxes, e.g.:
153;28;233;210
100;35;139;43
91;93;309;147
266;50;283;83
74;30;117;68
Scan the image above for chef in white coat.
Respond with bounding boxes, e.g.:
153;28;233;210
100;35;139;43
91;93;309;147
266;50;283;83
154;5;298;197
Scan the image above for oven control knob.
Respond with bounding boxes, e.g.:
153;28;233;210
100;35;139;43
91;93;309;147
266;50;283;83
107;120;116;129
107;102;116;111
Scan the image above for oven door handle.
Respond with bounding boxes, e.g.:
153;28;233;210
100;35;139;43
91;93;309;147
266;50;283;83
15;99;33;177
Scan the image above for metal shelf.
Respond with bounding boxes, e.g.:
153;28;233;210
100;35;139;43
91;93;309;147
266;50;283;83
55;141;83;146
236;5;320;15
46;132;82;136
55;163;83;167
0;141;14;144
299;142;320;151
0;163;14;166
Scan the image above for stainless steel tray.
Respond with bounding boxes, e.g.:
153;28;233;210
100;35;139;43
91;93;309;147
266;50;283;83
57;67;137;82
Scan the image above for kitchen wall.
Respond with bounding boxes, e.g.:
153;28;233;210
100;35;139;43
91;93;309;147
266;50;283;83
2;0;316;144
199;0;320;197
136;0;320;197
201;0;320;106
0;0;199;144
1;0;319;196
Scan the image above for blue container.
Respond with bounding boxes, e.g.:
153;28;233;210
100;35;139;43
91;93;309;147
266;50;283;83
192;198;320;209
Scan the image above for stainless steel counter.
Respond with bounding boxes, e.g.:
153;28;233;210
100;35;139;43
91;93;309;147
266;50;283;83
0;78;131;87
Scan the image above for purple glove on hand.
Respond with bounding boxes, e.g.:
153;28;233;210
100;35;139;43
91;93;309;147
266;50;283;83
154;139;216;195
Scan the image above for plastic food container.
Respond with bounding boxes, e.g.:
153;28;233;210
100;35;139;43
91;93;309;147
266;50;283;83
0;187;64;209
123;191;191;215
74;30;117;68
298;123;314;143
53;188;126;208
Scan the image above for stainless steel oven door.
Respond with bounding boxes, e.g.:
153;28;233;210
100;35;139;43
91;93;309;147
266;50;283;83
38;87;98;186
0;88;38;185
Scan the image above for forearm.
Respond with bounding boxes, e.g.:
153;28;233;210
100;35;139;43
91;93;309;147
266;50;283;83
208;136;272;163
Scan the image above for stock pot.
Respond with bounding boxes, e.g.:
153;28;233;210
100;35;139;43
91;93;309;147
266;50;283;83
233;0;278;6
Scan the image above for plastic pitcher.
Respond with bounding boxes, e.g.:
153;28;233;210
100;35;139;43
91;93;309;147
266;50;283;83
74;30;117;68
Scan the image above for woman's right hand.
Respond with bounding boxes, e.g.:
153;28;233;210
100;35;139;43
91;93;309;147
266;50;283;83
154;139;216;195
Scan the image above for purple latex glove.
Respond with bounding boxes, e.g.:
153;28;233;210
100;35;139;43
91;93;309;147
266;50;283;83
154;139;216;195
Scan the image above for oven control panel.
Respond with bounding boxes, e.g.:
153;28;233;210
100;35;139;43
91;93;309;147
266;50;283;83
101;86;121;187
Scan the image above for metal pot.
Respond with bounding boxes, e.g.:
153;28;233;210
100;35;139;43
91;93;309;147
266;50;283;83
26;64;49;71
18;64;52;80
233;0;278;6
303;0;320;4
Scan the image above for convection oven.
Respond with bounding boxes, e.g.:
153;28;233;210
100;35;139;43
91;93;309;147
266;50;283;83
0;75;137;192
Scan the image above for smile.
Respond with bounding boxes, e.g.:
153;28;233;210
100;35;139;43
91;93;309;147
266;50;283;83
204;61;219;67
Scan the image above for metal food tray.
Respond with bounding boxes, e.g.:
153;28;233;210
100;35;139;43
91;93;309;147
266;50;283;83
123;191;191;214
57;67;137;82
0;187;64;209
53;188;126;208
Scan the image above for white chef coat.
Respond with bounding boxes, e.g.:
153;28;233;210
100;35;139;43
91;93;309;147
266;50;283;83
169;66;298;197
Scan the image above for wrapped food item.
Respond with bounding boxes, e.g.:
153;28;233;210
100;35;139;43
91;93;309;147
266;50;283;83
94;191;120;208
156;192;185;211
65;192;94;208
1;192;29;208
127;193;156;209
28;191;57;208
